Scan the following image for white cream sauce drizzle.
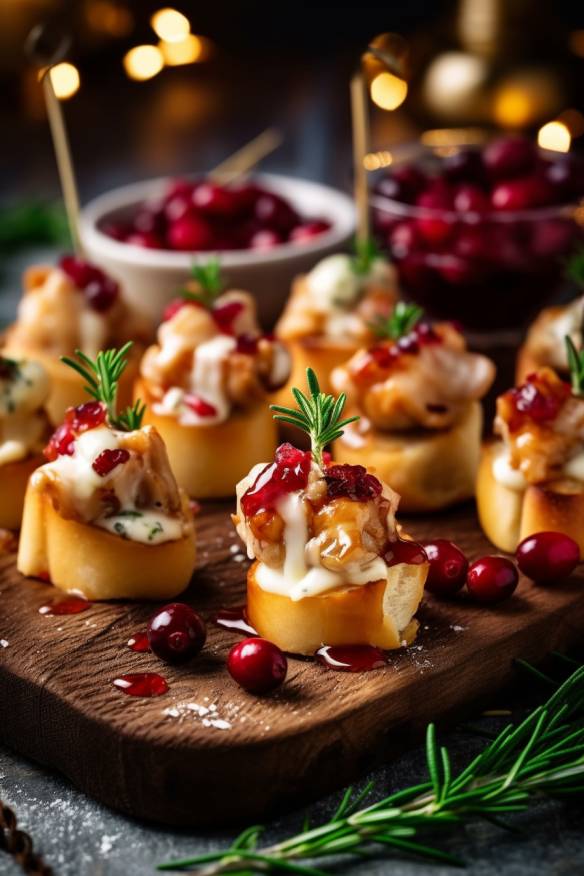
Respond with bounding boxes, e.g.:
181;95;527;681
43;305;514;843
306;253;393;314
492;444;584;490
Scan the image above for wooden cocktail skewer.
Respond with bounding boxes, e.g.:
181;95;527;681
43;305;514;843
25;24;83;256
209;128;283;184
350;73;371;245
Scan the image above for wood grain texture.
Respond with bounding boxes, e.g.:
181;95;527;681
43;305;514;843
1;502;583;827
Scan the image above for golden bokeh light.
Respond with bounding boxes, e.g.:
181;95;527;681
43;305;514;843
49;62;80;100
123;45;164;81
363;151;393;171
160;34;203;66
537;121;571;154
492;86;534;128
370;72;408;111
151;8;190;43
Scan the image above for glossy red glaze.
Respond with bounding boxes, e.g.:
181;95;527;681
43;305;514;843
184;394;218;418
39;596;91;616
466;556;519;604
213;606;257;637
423;539;468;596
92;448;130;477
227;637;287;694
112;673;169;697
241;443;312;517
44;402;107;461
127;631;151;652
212;300;244;333
315;644;386;672
516;532;580;584
147;603;207;664
384;539;428;567
325;464;382;501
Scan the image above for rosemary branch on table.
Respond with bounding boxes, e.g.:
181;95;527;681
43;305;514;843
159;658;584;874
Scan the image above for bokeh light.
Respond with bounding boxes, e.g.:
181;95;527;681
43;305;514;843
363;151;393;170
370;72;408;110
49;62;80;100
123;45;164;81
151;8;190;43
160;34;203;66
537;121;571;153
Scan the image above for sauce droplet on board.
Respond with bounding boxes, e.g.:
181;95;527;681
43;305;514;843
213;606;257;637
315;645;387;672
127;631;150;652
39;596;91;616
112;673;169;697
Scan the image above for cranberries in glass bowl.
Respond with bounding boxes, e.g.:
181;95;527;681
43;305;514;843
371;138;584;332
80;173;354;328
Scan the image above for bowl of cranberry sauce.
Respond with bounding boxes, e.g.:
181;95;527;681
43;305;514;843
80;173;354;329
371;138;584;332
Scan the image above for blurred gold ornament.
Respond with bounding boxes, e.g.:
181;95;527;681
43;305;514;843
537;121;571;153
370;72;407;111
151;8;190;43
48;61;80;100
123;45;164;81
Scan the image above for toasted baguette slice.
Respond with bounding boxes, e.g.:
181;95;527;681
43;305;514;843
516;305;570;385
271;336;358;405
477;441;584;556
2;343;140;427
17;487;196;600
135;378;277;498
0;455;44;530
246;557;427;655
333;401;482;513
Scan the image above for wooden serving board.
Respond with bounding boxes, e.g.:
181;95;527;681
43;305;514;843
1;503;584;827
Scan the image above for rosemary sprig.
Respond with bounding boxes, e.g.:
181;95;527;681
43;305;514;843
61;342;145;432
159;661;584;874
565;335;584;396
351;236;380;276
179;257;223;308
565;244;584;289
270;368;358;467
369;301;423;341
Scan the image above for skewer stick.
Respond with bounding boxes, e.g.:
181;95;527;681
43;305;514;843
41;67;83;255
208;128;283;183
350;72;370;245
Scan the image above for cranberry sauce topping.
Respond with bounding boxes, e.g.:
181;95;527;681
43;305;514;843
325;464;382;501
384;539;428;567
316;644;386;672
506;371;571;430
241;443;312;517
355;322;443;382
39;596;91;615
44;401;107;461
59;255;119;313
127;631;151;652
213;606;258;636
184;394;218;418
212;300;244;334
92;448;130;477
112;673;169;697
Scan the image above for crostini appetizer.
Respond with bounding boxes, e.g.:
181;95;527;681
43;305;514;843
4;256;148;425
17;343;196;600
330;305;496;512
232;368;429;655
0;355;51;529
516;296;583;384
478;340;584;556
135;260;291;498
274;239;397;396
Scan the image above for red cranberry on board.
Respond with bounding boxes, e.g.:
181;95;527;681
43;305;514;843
84;275;119;312
491;176;555;211
227;637;287;694
147;603;207;664
289;220;331;243
92;447;130;477
466;556;519;604
167;213;213;251
483;136;537;180
516;532;579;584
423;539;468;596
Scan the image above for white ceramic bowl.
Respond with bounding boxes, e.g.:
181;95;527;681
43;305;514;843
80;173;355;329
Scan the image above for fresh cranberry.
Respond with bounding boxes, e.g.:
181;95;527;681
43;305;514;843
125;231;161;249
454;226;489;261
184;394;218;417
389;221;421;257
84;275;119;312
133;204;165;235
165;192;194;223
325;464;382;501
397;252;437;294
453;184;489;214
58;255;102;289
164;178;194;200
235;333;259;355
227;637;287;694
545;153;584;199
483;136;537;180
44;423;75;461
423;539;468;596
491;176;554;211
101;221;131;241
167;213;212;251
148;603;207;664
192;182;240;217
376;165;426;203
70;401;107;432
92;448;130;476
254;193;299;233
439;255;480;286
443;148;485;183
516;532;579;584
289;220;331;243
416;185;454;244
241;443;312;516
529;219;577;259
212;300;244;333
466;556;519;604
250;228;284;250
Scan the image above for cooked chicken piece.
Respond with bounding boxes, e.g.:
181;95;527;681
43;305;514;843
308;496;391;572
